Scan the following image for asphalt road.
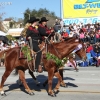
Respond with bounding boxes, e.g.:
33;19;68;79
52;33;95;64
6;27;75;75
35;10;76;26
0;66;100;100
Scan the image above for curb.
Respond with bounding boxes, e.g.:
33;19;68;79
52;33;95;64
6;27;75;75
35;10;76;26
10;89;100;94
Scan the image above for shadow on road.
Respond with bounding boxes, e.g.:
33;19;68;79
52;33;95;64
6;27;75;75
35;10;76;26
67;82;78;87
63;77;75;81
4;74;77;94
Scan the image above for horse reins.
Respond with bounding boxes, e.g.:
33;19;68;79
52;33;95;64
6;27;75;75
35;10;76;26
44;35;62;58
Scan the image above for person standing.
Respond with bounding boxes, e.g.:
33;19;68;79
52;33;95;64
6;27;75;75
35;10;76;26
26;17;42;73
60;19;64;32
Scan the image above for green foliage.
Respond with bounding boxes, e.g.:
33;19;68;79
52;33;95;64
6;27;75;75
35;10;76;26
23;8;58;25
46;52;67;68
21;46;32;61
6;35;16;41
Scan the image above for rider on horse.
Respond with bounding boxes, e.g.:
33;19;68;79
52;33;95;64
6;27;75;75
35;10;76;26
38;17;55;42
26;17;43;73
26;17;54;73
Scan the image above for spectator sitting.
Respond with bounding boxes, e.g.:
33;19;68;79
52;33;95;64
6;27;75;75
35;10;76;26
66;27;70;35
82;26;87;32
20;41;25;47
97;25;100;31
89;31;96;44
69;31;74;37
95;30;100;43
79;30;85;42
73;31;79;38
90;43;100;67
62;30;69;39
84;32;90;42
86;43;93;53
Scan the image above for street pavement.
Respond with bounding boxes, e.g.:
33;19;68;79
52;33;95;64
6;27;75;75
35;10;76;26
0;66;100;100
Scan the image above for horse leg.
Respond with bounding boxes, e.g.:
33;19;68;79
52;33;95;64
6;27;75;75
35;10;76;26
0;70;12;95
53;72;62;94
43;69;67;88
17;70;40;87
48;70;56;97
59;69;67;87
18;70;34;95
28;70;40;86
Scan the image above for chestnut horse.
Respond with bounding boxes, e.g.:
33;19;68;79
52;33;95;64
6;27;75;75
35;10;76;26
0;37;86;96
42;37;87;87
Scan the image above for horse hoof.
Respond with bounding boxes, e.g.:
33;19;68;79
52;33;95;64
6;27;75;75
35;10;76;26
48;93;56;97
60;84;67;87
64;84;67;87
53;90;59;94
29;92;35;96
1;92;6;96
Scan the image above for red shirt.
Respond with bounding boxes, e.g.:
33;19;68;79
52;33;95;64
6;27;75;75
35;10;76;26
62;32;69;38
82;28;87;32
86;46;93;53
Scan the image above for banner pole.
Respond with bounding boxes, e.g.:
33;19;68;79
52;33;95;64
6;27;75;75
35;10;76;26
60;0;63;19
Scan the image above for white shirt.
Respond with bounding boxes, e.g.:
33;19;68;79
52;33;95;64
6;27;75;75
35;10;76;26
69;32;74;37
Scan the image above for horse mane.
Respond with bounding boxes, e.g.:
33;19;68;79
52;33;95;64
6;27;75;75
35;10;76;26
64;37;75;41
52;37;77;47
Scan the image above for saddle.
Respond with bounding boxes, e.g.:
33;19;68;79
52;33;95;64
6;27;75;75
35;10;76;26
19;49;27;59
19;46;34;61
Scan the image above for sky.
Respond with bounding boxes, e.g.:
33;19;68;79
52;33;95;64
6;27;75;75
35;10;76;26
0;0;61;20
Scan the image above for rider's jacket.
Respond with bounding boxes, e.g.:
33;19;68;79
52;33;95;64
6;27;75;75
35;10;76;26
38;24;54;40
26;26;42;41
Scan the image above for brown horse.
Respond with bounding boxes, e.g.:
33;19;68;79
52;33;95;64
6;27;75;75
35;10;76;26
0;46;63;96
0;37;86;96
41;37;87;87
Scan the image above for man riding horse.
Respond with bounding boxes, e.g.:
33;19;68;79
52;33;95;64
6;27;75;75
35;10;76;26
26;16;54;73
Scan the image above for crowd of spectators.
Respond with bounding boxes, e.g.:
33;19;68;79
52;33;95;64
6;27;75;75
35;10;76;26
0;39;26;66
53;21;100;67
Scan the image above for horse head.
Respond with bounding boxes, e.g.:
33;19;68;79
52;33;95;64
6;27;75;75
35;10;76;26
39;38;87;61
75;40;87;61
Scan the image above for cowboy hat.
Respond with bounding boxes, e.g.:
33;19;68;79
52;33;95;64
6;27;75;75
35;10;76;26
29;17;39;23
39;17;48;23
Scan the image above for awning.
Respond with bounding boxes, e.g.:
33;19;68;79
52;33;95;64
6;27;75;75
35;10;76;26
8;32;21;37
7;28;24;37
0;31;6;36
